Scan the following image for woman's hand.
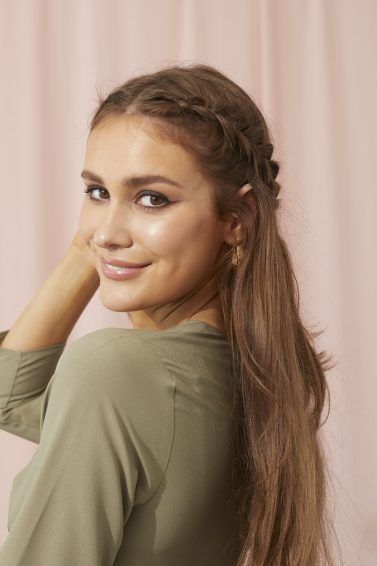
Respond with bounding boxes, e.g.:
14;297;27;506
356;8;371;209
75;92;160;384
1;231;100;350
68;230;96;267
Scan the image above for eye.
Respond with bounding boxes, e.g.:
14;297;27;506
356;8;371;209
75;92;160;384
82;186;171;213
137;190;170;210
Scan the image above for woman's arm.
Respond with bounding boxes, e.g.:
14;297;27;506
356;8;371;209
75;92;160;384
1;232;99;351
0;232;100;442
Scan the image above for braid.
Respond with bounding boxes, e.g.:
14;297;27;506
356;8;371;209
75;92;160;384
200;103;281;202
154;95;280;201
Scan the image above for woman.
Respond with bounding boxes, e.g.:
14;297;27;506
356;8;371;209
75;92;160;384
0;63;339;565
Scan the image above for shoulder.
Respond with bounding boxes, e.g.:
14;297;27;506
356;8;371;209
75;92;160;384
54;326;176;388
45;327;176;437
54;327;151;369
39;328;176;505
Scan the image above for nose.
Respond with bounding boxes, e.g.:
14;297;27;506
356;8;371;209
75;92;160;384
92;208;133;251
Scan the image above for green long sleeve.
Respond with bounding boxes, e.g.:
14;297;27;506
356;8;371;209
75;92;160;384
0;330;67;443
0;322;240;565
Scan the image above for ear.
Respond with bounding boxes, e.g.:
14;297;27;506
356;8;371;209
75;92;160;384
222;212;244;246
221;184;255;246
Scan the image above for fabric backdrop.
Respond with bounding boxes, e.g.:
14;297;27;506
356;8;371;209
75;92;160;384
0;1;376;562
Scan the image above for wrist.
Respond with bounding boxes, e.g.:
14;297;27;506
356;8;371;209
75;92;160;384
62;245;99;286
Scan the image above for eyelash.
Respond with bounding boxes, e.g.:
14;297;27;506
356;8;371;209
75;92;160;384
82;185;171;213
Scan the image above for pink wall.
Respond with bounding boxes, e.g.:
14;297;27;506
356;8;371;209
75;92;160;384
1;1;376;562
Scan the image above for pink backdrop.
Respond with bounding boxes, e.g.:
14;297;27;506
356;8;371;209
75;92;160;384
1;0;376;562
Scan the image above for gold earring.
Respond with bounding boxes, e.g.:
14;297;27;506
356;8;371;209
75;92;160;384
231;240;241;267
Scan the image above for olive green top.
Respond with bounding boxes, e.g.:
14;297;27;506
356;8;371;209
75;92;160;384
0;321;240;565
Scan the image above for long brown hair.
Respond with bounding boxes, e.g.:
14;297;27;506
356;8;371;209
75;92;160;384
88;63;341;565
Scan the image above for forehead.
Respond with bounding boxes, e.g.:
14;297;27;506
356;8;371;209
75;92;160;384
85;116;199;180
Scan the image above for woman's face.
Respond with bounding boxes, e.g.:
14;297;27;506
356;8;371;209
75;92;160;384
79;115;234;326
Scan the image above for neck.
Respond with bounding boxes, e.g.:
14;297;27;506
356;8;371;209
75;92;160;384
130;296;225;334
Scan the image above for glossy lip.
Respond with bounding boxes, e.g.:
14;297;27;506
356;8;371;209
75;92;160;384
100;256;151;268
100;259;150;281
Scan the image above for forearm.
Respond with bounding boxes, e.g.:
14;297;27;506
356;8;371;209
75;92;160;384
1;247;99;351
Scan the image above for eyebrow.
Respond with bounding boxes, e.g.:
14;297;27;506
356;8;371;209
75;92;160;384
80;169;183;189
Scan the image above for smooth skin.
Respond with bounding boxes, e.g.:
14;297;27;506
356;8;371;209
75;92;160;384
1;114;248;351
79;114;245;334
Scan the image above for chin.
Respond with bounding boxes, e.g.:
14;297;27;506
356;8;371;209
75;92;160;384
97;285;147;313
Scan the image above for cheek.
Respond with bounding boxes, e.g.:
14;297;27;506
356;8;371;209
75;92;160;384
142;218;187;256
143;211;217;266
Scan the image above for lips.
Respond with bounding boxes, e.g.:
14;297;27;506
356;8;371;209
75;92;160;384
100;256;150;268
100;258;150;281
